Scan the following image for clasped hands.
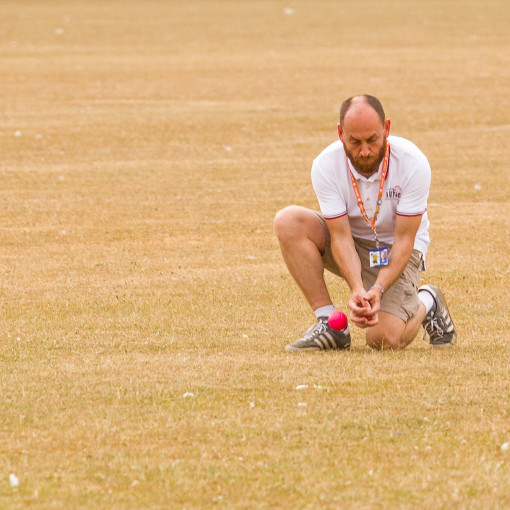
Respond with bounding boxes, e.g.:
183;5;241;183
348;287;382;328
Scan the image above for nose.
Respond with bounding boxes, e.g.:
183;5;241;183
359;141;371;157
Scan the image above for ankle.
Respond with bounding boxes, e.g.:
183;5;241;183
314;305;336;320
418;289;436;314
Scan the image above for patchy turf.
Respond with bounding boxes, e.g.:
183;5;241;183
1;0;509;508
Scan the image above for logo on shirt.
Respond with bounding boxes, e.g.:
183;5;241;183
386;186;402;201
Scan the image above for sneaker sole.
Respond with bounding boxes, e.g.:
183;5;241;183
285;344;350;353
430;335;457;348
285;345;322;353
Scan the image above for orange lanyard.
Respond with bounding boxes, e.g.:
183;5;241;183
348;140;390;248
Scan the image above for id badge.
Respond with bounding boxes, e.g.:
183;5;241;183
369;247;389;268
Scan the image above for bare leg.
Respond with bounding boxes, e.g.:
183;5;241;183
366;304;426;350
274;206;332;311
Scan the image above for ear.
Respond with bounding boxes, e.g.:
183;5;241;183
337;123;344;142
384;119;391;137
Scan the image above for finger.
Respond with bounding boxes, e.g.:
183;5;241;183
363;308;378;319
349;311;370;328
364;312;379;327
351;318;369;329
349;301;368;314
350;308;367;319
350;305;368;315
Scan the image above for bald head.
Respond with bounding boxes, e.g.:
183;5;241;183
339;95;385;128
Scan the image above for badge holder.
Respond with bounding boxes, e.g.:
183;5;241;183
369;246;389;268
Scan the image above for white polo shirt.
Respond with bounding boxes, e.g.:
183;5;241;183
311;135;431;256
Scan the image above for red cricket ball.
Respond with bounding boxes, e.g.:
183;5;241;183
328;310;348;331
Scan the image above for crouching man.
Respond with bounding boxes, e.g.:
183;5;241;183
274;95;456;351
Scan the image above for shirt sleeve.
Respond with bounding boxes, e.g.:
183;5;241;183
311;158;348;219
396;154;431;216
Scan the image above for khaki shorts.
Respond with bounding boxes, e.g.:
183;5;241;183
315;213;424;323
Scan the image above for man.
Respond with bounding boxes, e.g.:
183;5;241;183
274;95;456;351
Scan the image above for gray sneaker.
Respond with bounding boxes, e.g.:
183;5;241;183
419;285;457;347
285;317;351;352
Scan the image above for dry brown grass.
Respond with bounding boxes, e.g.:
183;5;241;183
1;0;509;508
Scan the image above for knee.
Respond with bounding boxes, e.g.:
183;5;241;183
273;205;306;242
366;331;405;351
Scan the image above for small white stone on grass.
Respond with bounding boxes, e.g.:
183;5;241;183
14;131;22;137
249;402;255;408
297;402;307;407
295;384;308;390
474;184;482;190
131;480;139;487
501;442;510;451
182;392;195;398
9;474;19;487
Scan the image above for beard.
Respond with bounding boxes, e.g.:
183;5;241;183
345;138;387;176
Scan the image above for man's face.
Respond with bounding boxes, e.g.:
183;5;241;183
338;105;391;176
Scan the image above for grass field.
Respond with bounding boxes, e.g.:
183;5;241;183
1;0;510;508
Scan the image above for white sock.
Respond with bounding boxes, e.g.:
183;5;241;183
314;305;336;320
418;290;436;314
